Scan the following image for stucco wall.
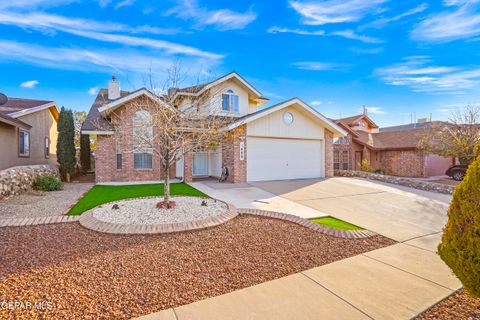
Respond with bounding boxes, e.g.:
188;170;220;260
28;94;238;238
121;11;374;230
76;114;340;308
0;109;57;170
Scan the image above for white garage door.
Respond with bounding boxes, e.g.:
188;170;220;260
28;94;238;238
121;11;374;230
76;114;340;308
247;137;323;181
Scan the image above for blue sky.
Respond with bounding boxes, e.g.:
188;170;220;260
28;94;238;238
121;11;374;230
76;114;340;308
1;0;480;126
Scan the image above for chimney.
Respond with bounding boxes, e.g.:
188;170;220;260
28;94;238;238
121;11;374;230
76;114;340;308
108;76;120;100
418;118;427;124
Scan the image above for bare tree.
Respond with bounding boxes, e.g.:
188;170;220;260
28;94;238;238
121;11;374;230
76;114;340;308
95;64;238;208
418;105;480;165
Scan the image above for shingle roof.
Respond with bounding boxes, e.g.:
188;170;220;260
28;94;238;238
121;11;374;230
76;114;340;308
0;97;53;115
354;128;424;150
0;112;31;129
82;89;130;132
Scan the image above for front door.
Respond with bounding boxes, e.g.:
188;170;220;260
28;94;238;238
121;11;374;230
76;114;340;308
193;153;208;176
355;151;363;170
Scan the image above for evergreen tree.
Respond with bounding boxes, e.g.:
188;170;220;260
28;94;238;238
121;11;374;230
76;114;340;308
80;133;91;173
57;107;76;181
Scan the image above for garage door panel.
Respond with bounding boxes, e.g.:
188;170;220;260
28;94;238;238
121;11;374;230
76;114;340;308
247;137;323;181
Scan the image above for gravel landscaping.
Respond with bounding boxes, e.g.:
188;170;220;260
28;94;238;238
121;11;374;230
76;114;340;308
0;216;395;319
0;183;93;219
415;289;480;320
92;197;228;225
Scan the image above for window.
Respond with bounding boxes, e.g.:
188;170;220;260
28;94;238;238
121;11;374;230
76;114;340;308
342;151;349;170
19;130;30;157
283;112;294;125
44;137;50;158
116;138;122;170
334;151;340;170
133;110;153;169
342;137;350;144
222;89;239;113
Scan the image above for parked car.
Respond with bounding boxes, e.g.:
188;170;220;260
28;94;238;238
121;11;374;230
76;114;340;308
446;164;468;181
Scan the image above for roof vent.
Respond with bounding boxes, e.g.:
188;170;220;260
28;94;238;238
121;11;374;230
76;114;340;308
108;76;120;100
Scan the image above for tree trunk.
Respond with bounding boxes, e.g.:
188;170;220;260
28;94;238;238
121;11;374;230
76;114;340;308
164;165;170;205
66;172;71;183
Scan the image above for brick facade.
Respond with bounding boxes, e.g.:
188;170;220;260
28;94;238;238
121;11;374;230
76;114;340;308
324;129;334;178
221;125;247;183
380;150;426;177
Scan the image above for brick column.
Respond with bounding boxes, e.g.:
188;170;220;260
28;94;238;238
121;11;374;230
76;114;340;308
183;152;193;183
324;129;334;178
222;125;247;183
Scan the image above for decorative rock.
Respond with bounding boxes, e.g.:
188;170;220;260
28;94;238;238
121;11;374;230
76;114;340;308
0;165;59;200
335;170;455;194
111;204;120;210
156;201;176;209
201;200;208;206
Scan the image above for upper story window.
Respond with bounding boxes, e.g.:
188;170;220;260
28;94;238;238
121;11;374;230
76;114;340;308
222;89;239;113
132;110;153;169
19;129;30;157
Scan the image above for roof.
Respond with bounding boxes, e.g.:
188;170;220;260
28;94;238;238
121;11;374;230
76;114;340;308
0;97;53;114
228;98;347;137
336;114;379;128
0;112;31;129
0;97;58;125
353;128;424;150
379;121;447;132
82;89;130;133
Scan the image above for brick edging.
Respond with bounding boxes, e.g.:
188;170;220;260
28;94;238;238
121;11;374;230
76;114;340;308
238;209;376;239
78;198;238;234
0;215;80;228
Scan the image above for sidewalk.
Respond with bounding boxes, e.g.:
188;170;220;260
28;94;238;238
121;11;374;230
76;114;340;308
135;243;461;320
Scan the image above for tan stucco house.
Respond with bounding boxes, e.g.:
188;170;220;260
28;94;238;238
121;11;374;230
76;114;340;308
82;72;346;183
0;97;59;170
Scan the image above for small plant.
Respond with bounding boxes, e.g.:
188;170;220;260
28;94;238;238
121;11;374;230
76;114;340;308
33;175;63;191
438;155;480;297
360;159;374;173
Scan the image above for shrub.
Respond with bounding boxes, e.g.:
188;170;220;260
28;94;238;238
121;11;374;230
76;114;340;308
438;155;480;297
33;175;63;191
360;159;374;173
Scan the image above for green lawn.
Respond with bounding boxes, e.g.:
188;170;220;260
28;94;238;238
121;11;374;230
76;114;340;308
68;183;207;216
309;216;364;230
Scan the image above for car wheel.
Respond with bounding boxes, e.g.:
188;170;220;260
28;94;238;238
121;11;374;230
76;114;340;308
452;171;465;181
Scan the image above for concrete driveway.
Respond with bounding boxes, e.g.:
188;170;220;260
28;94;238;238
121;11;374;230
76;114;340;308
252;177;451;243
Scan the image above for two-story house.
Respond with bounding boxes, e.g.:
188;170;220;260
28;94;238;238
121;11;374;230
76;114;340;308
82;72;346;183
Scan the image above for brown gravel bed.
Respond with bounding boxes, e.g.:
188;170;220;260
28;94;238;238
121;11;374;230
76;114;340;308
415;289;480;320
0;216;395;319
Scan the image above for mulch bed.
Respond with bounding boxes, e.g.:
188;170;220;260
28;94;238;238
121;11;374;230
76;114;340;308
0;216;395;319
415;289;480;320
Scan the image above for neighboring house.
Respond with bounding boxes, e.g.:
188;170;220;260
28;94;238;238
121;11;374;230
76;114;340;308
0;97;59;170
333;114;453;177
82;72;346;183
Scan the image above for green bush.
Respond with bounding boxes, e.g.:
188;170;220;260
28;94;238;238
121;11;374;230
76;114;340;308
33;175;63;191
438;155;480;297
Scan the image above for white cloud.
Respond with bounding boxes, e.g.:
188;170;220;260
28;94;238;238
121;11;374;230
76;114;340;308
411;1;480;42
167;0;256;30
289;0;388;25
20;80;39;88
115;0;135;10
0;12;219;59
292;61;349;71
0;41;219;75
310;100;322;106
88;87;99;95
330;29;384;43
362;3;428;29
0;0;75;10
376;57;480;94
268;26;325;35
361;106;386;114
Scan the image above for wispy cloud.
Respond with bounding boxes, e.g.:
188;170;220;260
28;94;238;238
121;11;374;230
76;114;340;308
114;0;135;10
88;87;99;95
289;0;388;25
0;11;220;59
360;106;386;114
362;3;428;29
20;80;39;88
330;29;384;43
167;0;256;30
0;41;219;75
411;1;480;42
268;26;325;36
292;61;349;71
376;56;480;94
0;0;75;10
350;46;384;54
310;100;322;106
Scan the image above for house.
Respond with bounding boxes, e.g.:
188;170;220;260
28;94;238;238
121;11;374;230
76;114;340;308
0;97;59;170
333;114;453;177
82;72;347;183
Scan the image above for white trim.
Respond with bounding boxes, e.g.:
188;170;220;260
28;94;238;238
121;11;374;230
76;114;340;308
228;98;348;137
173;72;264;102
8;102;58;118
81;130;114;135
98;88;162;114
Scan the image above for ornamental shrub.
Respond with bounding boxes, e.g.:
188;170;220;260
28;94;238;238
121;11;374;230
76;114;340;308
33;175;63;191
360;159;374;173
438;155;480;297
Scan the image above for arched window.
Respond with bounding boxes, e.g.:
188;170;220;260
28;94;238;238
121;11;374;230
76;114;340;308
222;89;239;113
132;110;153;169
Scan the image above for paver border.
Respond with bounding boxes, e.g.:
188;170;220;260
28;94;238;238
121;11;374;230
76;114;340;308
78;196;238;234
0;216;80;227
238;209;376;239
